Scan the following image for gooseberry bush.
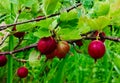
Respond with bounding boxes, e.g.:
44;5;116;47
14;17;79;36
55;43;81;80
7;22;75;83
1;0;120;83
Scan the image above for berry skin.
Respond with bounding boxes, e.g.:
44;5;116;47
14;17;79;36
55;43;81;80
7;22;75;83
37;37;57;54
17;67;28;78
12;26;25;38
0;55;7;67
54;41;70;59
88;40;106;60
46;51;55;59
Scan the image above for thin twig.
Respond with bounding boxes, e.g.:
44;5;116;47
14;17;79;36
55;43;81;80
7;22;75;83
14;37;24;50
0;43;37;55
0;3;82;31
11;54;28;63
0;32;9;45
104;36;120;42
0;13;20;46
72;44;81;53
82;36;120;42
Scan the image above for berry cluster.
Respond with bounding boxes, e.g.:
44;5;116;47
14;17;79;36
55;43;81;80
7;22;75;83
0;31;106;78
37;31;106;61
37;37;70;59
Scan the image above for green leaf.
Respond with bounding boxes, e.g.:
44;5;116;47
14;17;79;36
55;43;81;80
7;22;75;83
17;22;36;31
34;18;54;38
22;0;35;7
109;0;120;14
77;16;91;34
87;16;110;30
31;1;40;14
36;18;54;28
34;27;51;38
18;11;33;19
57;28;81;40
60;11;67;22
60;9;78;21
42;0;60;15
109;0;120;26
110;9;120;26
59;19;78;29
0;0;10;14
93;1;110;16
113;53;120;69
58;17;80;40
29;50;40;67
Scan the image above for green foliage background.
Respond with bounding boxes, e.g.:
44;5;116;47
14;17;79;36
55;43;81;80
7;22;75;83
0;0;120;83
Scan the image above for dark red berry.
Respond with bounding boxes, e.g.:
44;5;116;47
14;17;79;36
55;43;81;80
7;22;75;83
88;40;105;60
46;51;55;59
17;67;28;78
54;41;70;59
93;31;106;42
12;26;25;38
0;55;7;67
75;40;83;47
37;36;57;54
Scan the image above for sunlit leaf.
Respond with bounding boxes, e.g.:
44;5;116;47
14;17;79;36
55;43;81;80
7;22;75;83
109;0;120;14
59;19;78;29
17;22;36;31
60;9;78;21
22;0;35;7
57;28;81;40
34;27;51;38
109;0;120;26
42;0;60;15
93;1;110;16
29;50;40;67
36;18;54;28
87;16;110;30
0;0;10;13
77;16;91;34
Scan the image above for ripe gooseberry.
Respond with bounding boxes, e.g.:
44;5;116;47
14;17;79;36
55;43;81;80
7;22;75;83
54;41;70;59
88;40;106;61
37;36;57;54
12;26;25;39
0;55;7;67
17;67;28;78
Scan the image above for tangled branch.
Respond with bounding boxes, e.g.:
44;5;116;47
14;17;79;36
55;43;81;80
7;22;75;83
0;3;82;31
1;35;120;55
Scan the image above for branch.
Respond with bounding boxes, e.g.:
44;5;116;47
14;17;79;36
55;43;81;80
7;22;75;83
0;3;82;31
82;36;120;42
1;32;120;55
104;36;120;42
11;54;28;63
0;43;37;55
0;32;9;46
0;12;20;46
14;37;24;50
